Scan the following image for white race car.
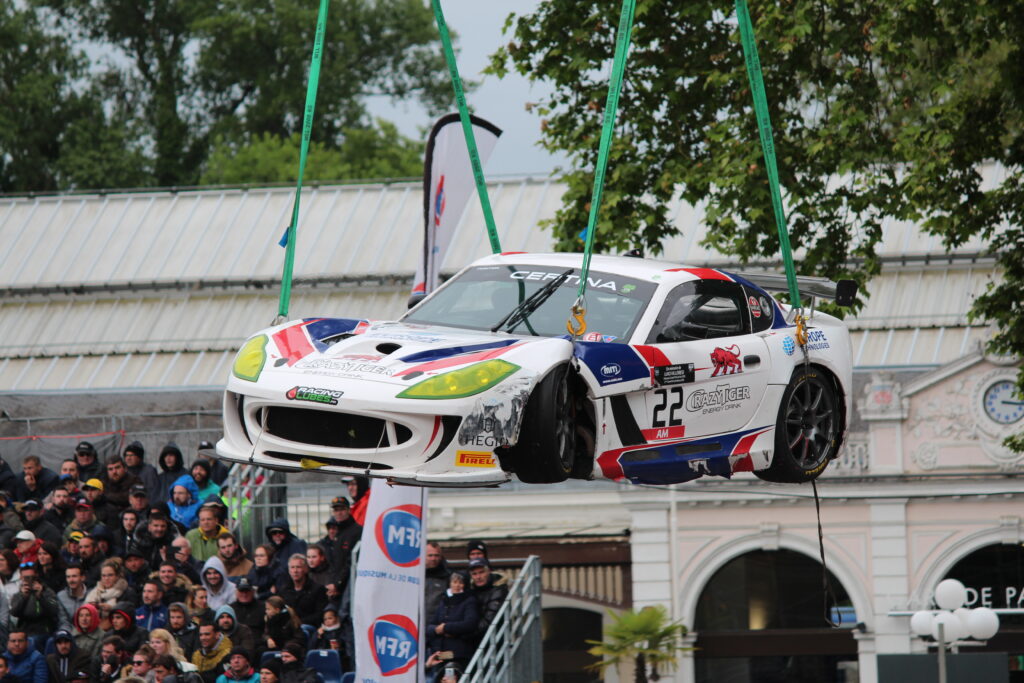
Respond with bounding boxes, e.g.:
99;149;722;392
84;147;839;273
216;253;856;487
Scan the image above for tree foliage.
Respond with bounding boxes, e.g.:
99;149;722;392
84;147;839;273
28;0;453;188
493;0;1024;441
586;605;688;683
201;119;423;185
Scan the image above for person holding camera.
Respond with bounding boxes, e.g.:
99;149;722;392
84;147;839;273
9;562;59;649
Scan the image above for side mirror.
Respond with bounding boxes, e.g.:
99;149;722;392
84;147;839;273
835;280;858;308
407;292;426;310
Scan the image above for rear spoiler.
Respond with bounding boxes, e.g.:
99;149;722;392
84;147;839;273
733;272;858;307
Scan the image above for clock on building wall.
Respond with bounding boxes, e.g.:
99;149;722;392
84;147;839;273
982;378;1024;425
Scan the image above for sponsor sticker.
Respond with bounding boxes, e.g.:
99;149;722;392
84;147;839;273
641;425;686;441
456;451;495;468
285;386;344;405
582;332;617;343
368;614;419;676
709;345;743;377
374;505;422;567
748;295;761;318
805;329;831;350
686;384;751;413
601;363;622;378
653;363;695;385
782;336;796;356
295;359;394;376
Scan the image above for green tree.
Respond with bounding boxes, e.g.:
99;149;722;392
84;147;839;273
493;0;1024;443
201;119;422;184
587;605;688;683
39;0;454;188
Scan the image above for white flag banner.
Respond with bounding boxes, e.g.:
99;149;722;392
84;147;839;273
412;113;502;298
354;481;428;682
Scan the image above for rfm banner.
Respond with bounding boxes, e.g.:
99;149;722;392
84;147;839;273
354;481;427;682
411;113;502;298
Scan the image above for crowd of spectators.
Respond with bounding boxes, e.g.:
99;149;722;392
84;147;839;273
0;441;509;683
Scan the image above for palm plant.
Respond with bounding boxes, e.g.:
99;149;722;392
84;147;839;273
586;605;689;683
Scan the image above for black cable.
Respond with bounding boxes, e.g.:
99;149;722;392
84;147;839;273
813;479;841;628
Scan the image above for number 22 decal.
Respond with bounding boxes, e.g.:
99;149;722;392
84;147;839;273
652;387;684;428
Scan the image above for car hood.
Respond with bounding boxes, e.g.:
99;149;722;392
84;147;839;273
256;318;568;387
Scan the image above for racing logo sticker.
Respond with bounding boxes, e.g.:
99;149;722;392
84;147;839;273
601;363;621;378
686;384;751;414
709;345;743;377
805;329;831;350
285;386;343;405
748;296;761;318
456;451;495;468
782;336;795;356
374;505;422;567
368;614;418;676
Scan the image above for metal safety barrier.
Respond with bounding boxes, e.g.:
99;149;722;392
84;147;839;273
462;554;543;683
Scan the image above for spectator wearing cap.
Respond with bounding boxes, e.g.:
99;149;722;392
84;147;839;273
187;507;230;563
57;565;88;632
63;497;100;541
326;496;361;596
100;455;141;511
217;532;253;581
77;533;108;587
14;456;59;503
81;478;118;527
45;628;83;683
89;524;116;558
3;629;47;683
136;579;169;631
465;539;488;562
13;529;43;564
196;441;230;487
192;619;233;683
123;441;161;500
468;558;509;642
264;519;306;579
11;561;60;642
127;483;151;522
215;645;259;683
424;541;451;624
258;658;282;683
279;641;318;683
21;498;62;548
317;518;340;561
124;544;152;589
74;441;102;482
44;486;76;529
229;578;264;634
190;460;220;504
169;474;202;530
155;443;188;501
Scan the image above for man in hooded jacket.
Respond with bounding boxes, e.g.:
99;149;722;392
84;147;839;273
264;519;307;579
214;604;256;655
155;443;189;502
169;475;202;530
123;441;161;501
45;629;83;683
201;556;237;611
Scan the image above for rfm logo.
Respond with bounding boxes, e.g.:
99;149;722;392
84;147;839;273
374;505;422;567
369;614;418;676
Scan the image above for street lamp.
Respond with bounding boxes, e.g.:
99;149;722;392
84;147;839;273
910;579;1000;683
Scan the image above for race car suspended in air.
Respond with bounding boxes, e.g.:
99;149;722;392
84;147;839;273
216;252;857;487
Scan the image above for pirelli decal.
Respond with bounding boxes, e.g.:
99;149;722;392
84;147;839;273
456;451;495;468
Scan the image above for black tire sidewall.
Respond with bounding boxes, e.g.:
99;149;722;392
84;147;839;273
768;367;837;482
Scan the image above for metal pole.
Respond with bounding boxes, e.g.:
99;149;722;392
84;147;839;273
937;622;947;683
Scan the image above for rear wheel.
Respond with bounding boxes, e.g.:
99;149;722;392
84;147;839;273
511;364;575;483
756;366;840;483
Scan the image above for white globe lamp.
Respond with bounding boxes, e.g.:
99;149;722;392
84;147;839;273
910;610;934;637
934;579;967;610
930;611;963;642
966;607;1000;640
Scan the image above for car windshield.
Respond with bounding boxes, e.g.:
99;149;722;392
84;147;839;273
403;264;656;342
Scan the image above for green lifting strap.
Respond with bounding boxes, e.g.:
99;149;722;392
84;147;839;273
431;0;501;254
576;0;636;302
276;0;330;322
735;0;802;309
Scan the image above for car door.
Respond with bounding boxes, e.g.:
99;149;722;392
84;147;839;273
638;278;771;441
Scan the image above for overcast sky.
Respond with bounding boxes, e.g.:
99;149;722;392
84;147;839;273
367;0;569;177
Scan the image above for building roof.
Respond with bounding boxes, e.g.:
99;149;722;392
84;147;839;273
0;177;1000;391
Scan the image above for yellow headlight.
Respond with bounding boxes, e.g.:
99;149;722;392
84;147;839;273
397;359;519;399
232;335;268;381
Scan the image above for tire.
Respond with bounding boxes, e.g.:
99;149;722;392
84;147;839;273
756;366;840;483
511;364;576;483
